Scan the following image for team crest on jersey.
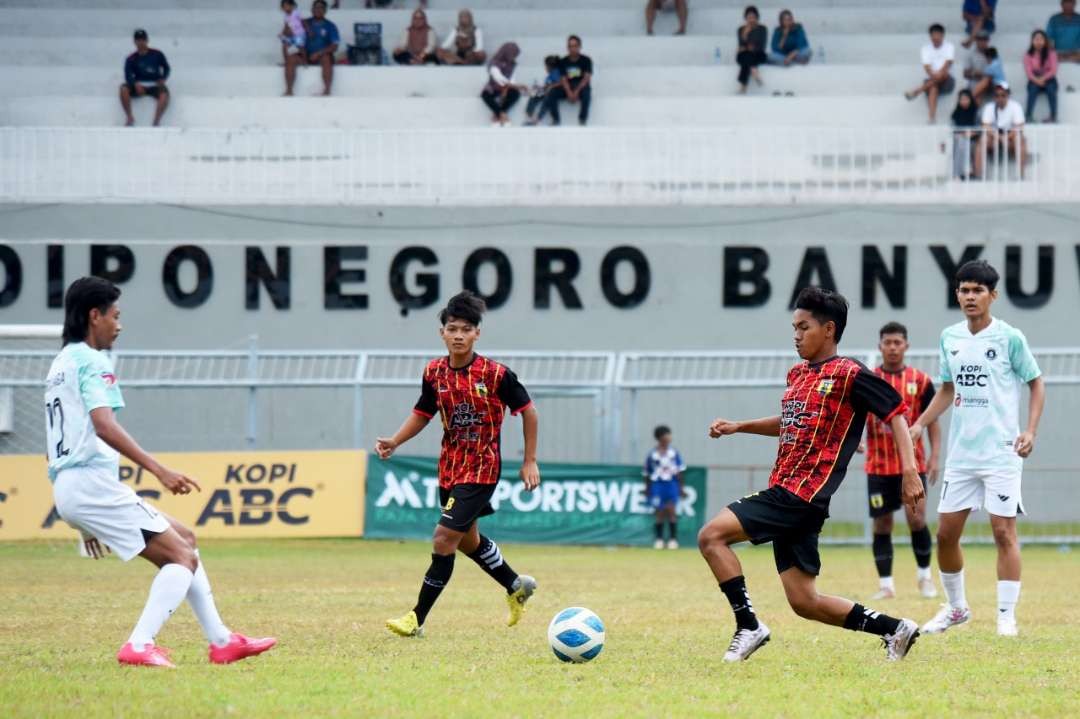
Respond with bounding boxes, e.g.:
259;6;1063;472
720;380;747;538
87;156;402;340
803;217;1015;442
985;348;997;360
906;381;918;395
817;379;835;396
101;372;117;386
474;382;488;397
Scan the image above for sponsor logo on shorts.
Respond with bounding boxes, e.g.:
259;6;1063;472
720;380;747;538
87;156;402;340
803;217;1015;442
998;494;1009;502
870;493;885;509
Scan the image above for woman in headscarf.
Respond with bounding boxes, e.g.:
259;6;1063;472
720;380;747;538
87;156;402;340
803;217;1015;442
393;8;437;65
481;42;528;126
436;9;486;65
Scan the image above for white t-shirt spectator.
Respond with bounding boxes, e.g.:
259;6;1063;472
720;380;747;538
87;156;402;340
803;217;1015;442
980;99;1025;130
442;26;484;52
921;41;955;72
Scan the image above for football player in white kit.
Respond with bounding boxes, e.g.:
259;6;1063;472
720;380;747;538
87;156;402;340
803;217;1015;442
45;277;277;667
908;261;1045;637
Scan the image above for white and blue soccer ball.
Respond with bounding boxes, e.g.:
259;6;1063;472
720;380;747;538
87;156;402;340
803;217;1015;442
547;607;605;663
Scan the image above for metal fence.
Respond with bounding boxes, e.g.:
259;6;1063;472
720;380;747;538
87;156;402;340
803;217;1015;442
3;342;1078;543
1;125;1076;206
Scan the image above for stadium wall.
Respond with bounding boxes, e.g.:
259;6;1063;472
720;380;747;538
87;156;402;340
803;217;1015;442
2;203;1079;351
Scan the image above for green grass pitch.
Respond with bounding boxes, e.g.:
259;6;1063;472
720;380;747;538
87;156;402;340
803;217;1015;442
1;539;1077;718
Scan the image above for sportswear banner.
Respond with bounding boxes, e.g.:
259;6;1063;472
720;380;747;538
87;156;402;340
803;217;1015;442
0;450;366;540
364;456;708;546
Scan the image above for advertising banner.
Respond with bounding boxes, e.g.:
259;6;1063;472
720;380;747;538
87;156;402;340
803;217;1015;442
364;456;707;546
0;450;366;540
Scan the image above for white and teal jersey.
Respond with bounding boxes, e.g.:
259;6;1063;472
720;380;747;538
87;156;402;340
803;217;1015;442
43;342;125;481
939;318;1041;470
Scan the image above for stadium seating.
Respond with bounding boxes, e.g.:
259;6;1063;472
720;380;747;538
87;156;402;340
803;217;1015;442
2;0;1077;128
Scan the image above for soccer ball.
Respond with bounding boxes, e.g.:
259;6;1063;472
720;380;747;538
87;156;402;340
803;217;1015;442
547;607;605;663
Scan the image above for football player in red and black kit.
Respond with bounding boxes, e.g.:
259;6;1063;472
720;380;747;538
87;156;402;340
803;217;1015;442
378;291;541;637
698;287;926;662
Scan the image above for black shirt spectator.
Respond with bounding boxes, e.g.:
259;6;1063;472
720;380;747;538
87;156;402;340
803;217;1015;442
120;29;170;127
736;6;767;92
125;49;170;89
541;35;594;126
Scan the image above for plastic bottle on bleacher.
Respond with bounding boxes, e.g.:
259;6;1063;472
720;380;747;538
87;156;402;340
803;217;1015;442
714;47;721;64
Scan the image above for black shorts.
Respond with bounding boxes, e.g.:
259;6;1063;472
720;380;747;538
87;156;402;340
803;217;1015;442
438;483;496;532
867;473;928;518
127;83;164;99
727;485;828;576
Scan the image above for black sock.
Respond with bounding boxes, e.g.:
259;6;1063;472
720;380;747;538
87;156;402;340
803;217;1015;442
719;575;760;631
910;526;933;569
413;553;455;626
872;533;894;578
466;535;519;594
843;603;902;636
668;521;677;542
654;522;664;540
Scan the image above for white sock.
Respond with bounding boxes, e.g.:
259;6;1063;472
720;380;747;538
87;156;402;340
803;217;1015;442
128;563;194;651
188;550;232;647
879;576;895;591
916;566;932;581
997;580;1021;622
940;569;968;610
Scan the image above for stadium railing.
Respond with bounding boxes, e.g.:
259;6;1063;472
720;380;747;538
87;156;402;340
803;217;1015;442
3;341;1078;543
1;125;1075;206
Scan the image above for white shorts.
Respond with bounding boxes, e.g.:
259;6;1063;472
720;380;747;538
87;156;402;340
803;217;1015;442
938;466;1025;518
53;464;170;561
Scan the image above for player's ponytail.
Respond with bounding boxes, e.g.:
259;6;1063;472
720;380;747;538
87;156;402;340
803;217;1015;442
62;277;121;346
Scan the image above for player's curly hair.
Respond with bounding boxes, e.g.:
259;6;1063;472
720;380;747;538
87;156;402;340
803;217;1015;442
439;290;487;326
794;286;849;342
62;277;121;346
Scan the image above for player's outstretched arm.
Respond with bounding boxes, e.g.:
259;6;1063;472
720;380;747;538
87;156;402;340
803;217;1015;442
910;381;954;440
375;412;429;459
518;405;540;491
1015;376;1045;458
888;413;925;511
89;407;201;495
709;415;781;438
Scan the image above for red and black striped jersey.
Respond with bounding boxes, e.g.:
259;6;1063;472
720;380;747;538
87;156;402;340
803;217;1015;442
413;354;532;488
864;366;936;476
770;356;906;508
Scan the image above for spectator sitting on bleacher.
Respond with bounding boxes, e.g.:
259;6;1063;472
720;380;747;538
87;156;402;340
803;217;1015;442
393;8;438;65
645;0;689;36
1025;30;1059;122
436;9;486;65
976;81;1026;179
984;47;1006;88
120;29;170;127
1048;0;1080;63
304;0;339;96
736;6;767;93
543;35;594;126
768;10;812;66
905;24;955;123
951;89;979;179
524;55;561;126
961;0;996;49
280;0;307;96
963;29;993;102
481;43;528;126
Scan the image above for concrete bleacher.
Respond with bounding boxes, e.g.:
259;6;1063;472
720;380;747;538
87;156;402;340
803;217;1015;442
1;0;1075;128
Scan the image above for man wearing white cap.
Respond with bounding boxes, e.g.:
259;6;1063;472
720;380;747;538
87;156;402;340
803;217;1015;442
976;81;1026;179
